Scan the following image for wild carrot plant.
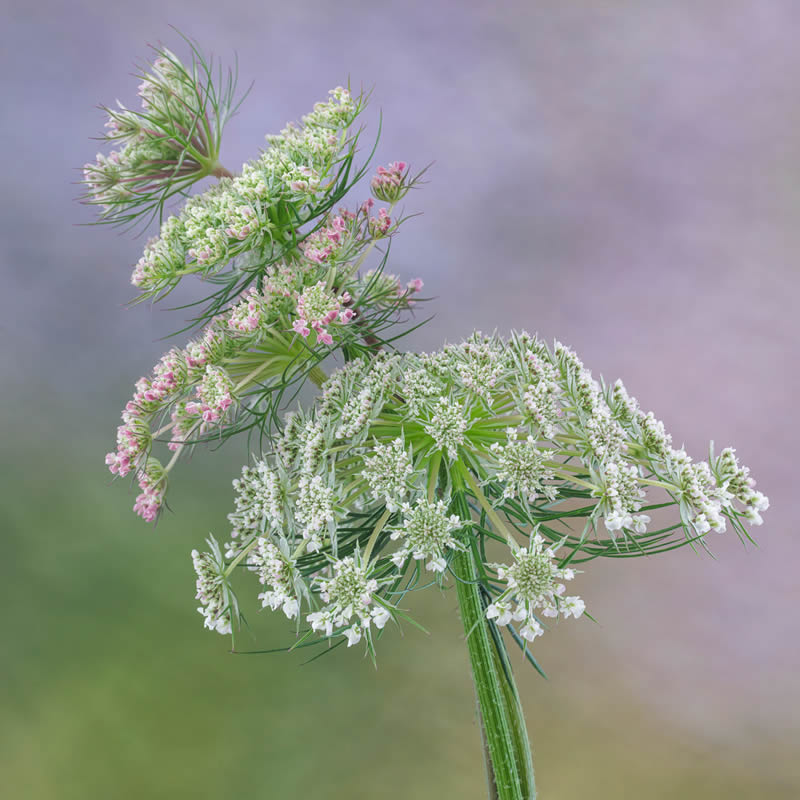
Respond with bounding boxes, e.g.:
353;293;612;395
85;37;768;800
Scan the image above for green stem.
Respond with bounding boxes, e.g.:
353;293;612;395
451;495;536;800
211;163;233;179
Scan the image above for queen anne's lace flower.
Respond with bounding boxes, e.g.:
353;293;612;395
389;500;464;572
307;555;391;646
248;538;299;619
172;330;766;651
196;331;769;648
424;397;470;460
487;534;584;642
490;429;556;502
192;544;235;634
88;57;774;790
228;461;284;538
361;438;414;510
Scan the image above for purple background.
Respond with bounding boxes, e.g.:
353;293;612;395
3;1;799;796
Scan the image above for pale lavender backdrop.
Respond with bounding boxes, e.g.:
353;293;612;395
3;0;799;793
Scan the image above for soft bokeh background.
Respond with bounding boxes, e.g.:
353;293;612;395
3;1;799;797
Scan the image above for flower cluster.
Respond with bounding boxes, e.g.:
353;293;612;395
133;460;166;523
361;437;415;510
185;365;234;423
248;538;299;619
487;534;584;642
106;219;422;521
389;500;464;572
191;331;767;653
355;270;424;311
370;161;409;203
293;282;354;344
228;462;284;540
308;554;392;647
192;540;235;634
83;47;234;224
87;57;768;670
127;87;363;297
490;429;556;502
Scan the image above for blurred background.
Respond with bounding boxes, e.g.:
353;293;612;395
3;1;799;797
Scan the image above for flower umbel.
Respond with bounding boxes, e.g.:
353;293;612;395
487;534;583;642
83;42;241;227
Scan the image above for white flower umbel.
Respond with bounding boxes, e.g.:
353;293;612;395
401;366;440;417
295;474;336;551
713;447;769;525
490;428;556;502
454;333;506;399
593;460;647;534
192;542;236;635
390;499;465;572
248;538;300;619
307;553;391;646
361;437;414;511
487;534;583;642
424;397;470;460
228;461;284;539
520;356;563;438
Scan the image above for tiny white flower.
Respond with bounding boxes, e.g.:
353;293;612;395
692;514;712;535
486;601;514;626
283;597;299;619
371;606;391;629
562;596;585;619
519;619;543;642
308;611;334;636
345;625;362;647
427;556;447;573
632;514;650;534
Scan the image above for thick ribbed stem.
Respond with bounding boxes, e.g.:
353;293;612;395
452;495;536;800
211;163;233;179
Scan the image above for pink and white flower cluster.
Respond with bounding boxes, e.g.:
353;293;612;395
105;418;149;477
133;465;167;524
292;281;354;345
368;207;392;237
300;213;351;264
227;287;263;333
370;161;408;203
185;365;235;424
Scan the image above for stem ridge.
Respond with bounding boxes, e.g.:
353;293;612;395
452;494;536;800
